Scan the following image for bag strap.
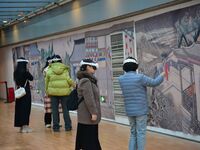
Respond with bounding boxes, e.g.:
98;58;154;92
77;80;94;106
23;80;28;88
76;83;84;106
78;97;84;106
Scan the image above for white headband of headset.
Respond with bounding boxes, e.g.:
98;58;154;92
123;58;138;64
48;59;52;63
17;59;29;63
52;58;61;62
80;60;99;68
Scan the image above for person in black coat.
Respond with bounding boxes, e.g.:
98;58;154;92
14;57;33;133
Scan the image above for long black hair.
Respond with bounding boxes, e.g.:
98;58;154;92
42;56;51;71
14;57;28;81
123;57;138;72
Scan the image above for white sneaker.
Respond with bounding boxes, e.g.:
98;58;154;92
21;126;32;133
25;126;32;133
19;127;23;133
45;124;51;128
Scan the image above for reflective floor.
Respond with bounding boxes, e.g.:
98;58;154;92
0;100;199;150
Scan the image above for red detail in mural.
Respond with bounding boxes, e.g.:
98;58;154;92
165;63;168;81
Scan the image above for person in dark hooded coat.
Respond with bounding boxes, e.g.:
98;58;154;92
13;57;33;133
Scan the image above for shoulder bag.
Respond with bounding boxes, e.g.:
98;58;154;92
15;80;28;99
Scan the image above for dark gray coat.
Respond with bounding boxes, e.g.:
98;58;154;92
77;71;101;124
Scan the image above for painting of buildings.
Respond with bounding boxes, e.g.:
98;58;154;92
136;4;200;135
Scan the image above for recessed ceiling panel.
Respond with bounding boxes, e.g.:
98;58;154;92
0;0;70;28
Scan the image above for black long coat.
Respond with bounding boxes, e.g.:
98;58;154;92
14;71;33;127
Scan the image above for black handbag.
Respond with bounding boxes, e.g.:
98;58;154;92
67;89;84;111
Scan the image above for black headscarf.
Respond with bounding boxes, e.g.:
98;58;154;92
14;57;28;82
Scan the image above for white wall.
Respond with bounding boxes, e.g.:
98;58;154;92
0;46;15;99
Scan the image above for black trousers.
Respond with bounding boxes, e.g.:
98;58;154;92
75;123;101;150
44;113;52;125
14;92;31;127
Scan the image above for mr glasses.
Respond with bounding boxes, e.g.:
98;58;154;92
89;65;97;70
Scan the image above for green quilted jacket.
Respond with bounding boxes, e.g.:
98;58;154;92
45;62;74;96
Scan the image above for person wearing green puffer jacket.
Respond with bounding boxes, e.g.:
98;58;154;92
45;55;75;132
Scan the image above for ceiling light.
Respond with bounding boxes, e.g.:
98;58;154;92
18;12;24;17
3;20;8;23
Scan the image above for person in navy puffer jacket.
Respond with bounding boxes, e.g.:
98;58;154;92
118;57;165;150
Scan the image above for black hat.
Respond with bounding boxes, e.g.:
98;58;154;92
123;57;138;65
123;57;138;72
52;55;62;62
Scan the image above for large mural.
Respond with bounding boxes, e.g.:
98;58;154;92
12;21;135;120
136;4;200;135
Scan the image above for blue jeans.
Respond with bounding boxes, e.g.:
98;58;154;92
128;115;147;150
51;96;71;130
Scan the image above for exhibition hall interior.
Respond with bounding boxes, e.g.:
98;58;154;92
0;0;200;149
